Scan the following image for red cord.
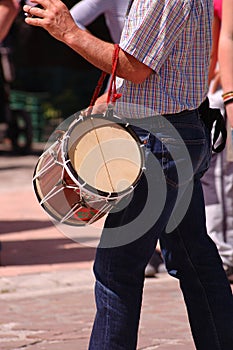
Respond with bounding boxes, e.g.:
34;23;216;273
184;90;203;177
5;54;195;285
107;44;122;104
89;71;108;107
88;44;122;109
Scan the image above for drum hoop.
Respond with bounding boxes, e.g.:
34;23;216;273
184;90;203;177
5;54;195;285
62;114;145;199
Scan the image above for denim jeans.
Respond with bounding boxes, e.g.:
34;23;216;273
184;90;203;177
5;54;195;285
88;110;233;350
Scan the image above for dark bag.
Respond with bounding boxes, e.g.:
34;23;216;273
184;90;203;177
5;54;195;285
198;98;227;153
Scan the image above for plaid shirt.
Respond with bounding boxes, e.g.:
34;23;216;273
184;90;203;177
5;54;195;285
116;0;213;115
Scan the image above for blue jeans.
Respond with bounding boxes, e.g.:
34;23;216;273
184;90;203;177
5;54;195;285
88;110;233;350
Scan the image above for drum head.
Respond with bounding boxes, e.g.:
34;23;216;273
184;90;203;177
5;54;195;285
66;117;143;196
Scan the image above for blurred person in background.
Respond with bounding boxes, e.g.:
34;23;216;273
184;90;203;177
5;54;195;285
0;1;34;40
219;0;233;127
70;0;128;43
0;0;34;131
0;0;20;264
201;0;233;283
0;0;20;42
0;0;20;149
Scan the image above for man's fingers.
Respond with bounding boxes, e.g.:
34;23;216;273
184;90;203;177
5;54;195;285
23;4;43;18
24;16;43;26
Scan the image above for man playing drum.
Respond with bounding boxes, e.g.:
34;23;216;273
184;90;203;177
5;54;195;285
24;1;233;349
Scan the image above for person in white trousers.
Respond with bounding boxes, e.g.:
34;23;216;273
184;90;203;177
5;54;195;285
201;0;233;283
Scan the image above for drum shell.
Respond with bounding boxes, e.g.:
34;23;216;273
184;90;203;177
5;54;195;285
33;140;111;226
33;114;145;226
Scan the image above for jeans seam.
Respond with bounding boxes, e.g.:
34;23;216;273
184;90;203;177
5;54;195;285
177;229;222;350
103;251;112;350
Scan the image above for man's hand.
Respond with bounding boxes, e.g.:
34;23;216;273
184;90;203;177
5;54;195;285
23;0;77;43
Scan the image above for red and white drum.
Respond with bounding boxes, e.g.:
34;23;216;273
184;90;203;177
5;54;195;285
33;114;145;226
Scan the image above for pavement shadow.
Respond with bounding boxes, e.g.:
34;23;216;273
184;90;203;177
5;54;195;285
0;237;96;266
0;220;53;234
0;164;35;171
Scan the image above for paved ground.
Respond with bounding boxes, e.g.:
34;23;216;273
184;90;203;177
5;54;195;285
0;142;232;350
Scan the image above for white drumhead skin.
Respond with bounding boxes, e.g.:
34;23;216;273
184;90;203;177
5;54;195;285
68;120;142;194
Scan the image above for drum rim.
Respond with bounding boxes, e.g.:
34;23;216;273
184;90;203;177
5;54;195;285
62;114;145;199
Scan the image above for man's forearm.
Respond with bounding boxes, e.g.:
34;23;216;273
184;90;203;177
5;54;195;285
64;27;116;76
63;27;151;84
